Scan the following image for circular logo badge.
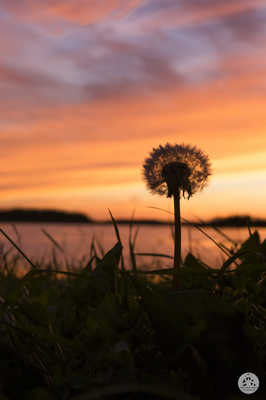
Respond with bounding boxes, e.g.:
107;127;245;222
238;372;259;394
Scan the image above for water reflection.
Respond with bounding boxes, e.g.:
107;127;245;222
0;223;265;276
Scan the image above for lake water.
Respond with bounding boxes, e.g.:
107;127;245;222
0;223;265;276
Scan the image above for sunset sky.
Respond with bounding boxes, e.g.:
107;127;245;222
1;0;266;221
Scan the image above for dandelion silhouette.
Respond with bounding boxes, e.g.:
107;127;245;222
142;143;212;288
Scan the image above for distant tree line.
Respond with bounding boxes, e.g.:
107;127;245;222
204;215;266;227
0;209;265;226
0;208;92;223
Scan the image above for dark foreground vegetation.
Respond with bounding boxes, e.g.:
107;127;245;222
0;215;265;399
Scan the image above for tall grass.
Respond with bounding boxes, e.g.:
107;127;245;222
0;213;265;399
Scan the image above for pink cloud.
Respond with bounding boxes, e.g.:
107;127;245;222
1;0;145;25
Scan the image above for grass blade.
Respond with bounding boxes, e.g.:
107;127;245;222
147;206;173;216
0;228;37;270
21;268;82;283
220;250;248;273
41;228;65;253
148;206;237;260
148;205;233;265
135;252;174;259
133;225;140;248
11;224;22;247
89;235;97;260
108;209;125;271
129;209;138;272
184;216;241;268
94;236;105;258
191;215;238;247
181;218;232;259
83;255;95;272
247;216;253;237
108;209;128;307
129;208;136;245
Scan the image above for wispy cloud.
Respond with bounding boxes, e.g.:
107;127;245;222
1;0;265;110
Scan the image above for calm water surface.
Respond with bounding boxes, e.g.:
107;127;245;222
0;223;265;276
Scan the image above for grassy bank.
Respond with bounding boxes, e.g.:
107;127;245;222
0;215;265;399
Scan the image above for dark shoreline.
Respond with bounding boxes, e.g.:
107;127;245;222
0;208;265;227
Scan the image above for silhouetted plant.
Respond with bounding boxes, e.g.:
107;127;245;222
142;143;212;288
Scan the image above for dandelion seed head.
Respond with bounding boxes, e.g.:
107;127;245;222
142;142;212;199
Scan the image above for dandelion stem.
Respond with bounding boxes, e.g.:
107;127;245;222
173;191;181;289
142;143;211;288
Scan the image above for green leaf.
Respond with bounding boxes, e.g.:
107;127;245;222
176;253;215;290
94;242;122;274
88;242;122;297
238;231;261;263
183;253;210;271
